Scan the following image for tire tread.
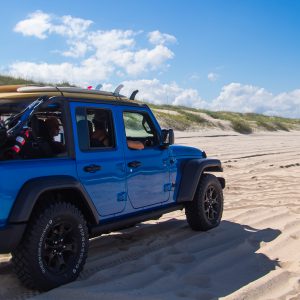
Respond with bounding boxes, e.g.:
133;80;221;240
11;202;88;291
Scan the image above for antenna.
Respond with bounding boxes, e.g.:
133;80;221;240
95;84;102;90
129;90;139;100
113;84;124;96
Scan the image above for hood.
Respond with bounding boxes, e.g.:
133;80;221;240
169;144;205;158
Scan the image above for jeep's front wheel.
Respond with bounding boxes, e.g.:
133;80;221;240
12;202;89;291
185;174;223;231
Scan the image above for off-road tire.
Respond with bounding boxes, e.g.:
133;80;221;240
11;202;89;291
185;174;223;231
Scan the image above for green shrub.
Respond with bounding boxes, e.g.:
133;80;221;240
153;111;192;130
2;74;300;133
273;121;289;131
256;120;277;131
231;119;253;134
179;110;211;125
0;75;74;87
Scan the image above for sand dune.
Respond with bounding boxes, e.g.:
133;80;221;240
1;130;300;300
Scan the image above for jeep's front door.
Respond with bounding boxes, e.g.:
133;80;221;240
122;109;170;208
72;103;126;217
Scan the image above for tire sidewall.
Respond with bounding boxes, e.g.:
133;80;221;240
30;205;89;289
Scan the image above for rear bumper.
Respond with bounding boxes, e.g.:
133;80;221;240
0;223;26;254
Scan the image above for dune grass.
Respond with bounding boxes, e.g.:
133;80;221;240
0;74;74;87
1;74;300;134
150;104;300;134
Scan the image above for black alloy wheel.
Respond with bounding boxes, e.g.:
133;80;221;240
12;202;89;291
204;186;221;222
185;174;224;231
42;221;78;274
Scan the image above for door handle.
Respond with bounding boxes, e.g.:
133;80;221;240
84;164;102;173
128;161;142;168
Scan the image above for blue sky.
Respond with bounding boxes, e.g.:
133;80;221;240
1;0;300;117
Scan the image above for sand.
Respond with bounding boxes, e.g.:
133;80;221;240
1;130;300;300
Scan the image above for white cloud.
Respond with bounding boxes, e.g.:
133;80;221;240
125;45;174;75
207;72;219;82
211;83;273;113
121;79;206;108
148;30;177;45
211;82;300;118
11;12;176;81
50;15;93;38
8;61;113;86
269;90;300;118
7;44;175;85
121;80;300;118
88;29;136;53
14;11;51;39
9;11;300;118
62;41;90;58
14;11;93;40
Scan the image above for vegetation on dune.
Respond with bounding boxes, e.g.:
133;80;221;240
0;75;37;85
0;74;74;87
1;74;300;134
231;119;253;134
149;103;300;134
154;111;192;131
179;110;211;125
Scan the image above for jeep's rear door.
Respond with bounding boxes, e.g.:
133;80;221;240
121;107;171;208
71;102;126;218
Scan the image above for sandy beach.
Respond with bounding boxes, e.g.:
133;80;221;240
1;130;300;300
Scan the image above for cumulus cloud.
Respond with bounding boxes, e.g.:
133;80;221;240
207;72;219;82
266;90;300;118
119;80;300;118
9;11;300;118
50;15;93;38
121;79;206;108
148;30;177;45
211;83;273;113
14;10;51;39
10;11;176;81
211;83;300;118
125;45;174;75
14;11;93;39
62;41;90;58
8;60;113;87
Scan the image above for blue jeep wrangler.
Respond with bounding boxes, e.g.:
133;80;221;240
0;85;225;291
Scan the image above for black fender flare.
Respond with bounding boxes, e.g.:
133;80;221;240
177;158;224;203
8;175;99;224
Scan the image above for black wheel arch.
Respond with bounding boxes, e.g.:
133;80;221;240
177;158;225;203
8;175;99;225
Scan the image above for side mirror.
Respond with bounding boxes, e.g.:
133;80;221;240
161;129;174;148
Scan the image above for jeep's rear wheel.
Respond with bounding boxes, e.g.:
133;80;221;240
185;174;223;231
12;202;89;291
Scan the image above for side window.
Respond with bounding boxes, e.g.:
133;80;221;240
19;105;67;160
76;107;115;151
123;111;158;150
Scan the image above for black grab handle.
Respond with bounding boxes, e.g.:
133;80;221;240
127;161;142;168
84;164;102;173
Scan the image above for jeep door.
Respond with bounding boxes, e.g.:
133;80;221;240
71;102;126;217
121;108;170;208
